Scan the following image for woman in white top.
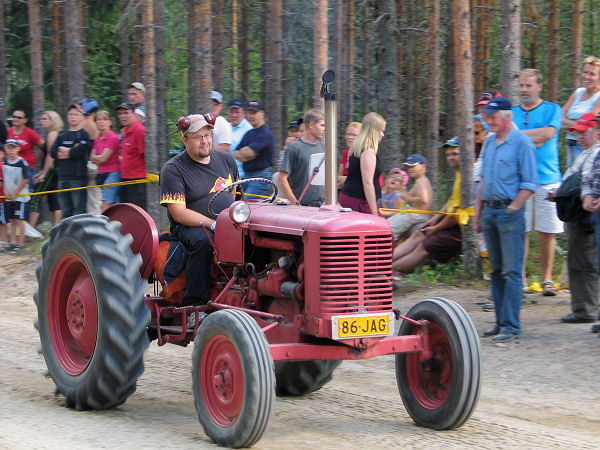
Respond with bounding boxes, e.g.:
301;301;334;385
562;56;600;167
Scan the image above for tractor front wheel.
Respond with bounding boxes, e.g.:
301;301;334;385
35;215;149;410
395;297;481;430
192;309;274;448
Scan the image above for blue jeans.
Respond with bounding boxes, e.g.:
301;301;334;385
567;139;583;168
58;177;88;218
594;212;600;272
482;206;526;335
243;168;274;197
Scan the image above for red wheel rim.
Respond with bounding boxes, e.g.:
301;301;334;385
406;322;453;409
48;253;98;375
200;334;244;426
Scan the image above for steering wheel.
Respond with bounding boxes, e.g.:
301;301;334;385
207;177;279;218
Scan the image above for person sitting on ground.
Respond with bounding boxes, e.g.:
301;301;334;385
379;168;408;217
392;142;462;272
159;114;239;306
386;154;433;240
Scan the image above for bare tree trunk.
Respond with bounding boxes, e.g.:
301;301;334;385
231;0;238;95
155;0;168;170
240;0;249;99
281;1;289;145
396;0;404;157
120;0;131;100
64;0;85;102
377;0;400;170
265;0;283;153
0;0;6;121
405;0;416;154
212;0;223;92
334;0;344;149
571;0;584;90
427;0;440;194
52;1;65;112
547;0;559;102
28;0;44;133
313;0;328;108
361;1;370;115
132;6;143;82
189;0;212;113
78;0;87;83
475;0;490;95
344;0;354;123
142;0;161;223
499;0;521;104
524;0;539;68
453;0;480;277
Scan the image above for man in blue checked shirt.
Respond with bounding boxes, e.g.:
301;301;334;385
474;97;539;343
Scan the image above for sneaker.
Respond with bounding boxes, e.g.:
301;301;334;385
591;323;600;333
187;310;207;329
482;325;500;337
492;333;517;343
542;281;557;296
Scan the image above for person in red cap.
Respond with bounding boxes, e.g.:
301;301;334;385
160;114;239;306
554;112;600;325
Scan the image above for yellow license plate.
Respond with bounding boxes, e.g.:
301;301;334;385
332;313;395;340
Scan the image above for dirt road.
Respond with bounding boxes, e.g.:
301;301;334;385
1;251;599;448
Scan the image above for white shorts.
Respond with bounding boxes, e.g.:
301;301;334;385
524;183;564;234
387;211;429;240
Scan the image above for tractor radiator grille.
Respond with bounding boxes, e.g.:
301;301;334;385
318;235;393;314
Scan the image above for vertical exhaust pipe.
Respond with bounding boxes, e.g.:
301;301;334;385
321;70;337;205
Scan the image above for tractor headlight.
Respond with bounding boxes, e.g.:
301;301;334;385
230;201;251;224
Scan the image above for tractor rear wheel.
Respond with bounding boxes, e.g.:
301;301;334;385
192;309;274;448
274;360;342;396
35;214;149;410
395;297;481;430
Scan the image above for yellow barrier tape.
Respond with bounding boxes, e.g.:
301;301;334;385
244;192;475;225
0;173;159;199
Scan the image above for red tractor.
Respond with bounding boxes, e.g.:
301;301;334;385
35;73;481;448
35;190;481;448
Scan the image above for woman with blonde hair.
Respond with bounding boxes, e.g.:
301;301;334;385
562;55;600;166
29;111;64;227
89;110;121;211
339;112;386;215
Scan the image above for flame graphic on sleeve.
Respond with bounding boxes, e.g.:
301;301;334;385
160;192;186;204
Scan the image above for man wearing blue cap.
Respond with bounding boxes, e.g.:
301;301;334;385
227;98;253;178
475;97;538;343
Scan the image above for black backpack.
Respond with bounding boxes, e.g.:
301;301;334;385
554;170;594;232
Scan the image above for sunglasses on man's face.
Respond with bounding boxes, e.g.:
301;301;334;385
12;115;25;119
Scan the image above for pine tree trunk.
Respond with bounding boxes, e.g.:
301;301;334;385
499;0;521;104
132;6;143;82
231;0;238;95
344;0;354;123
265;0;283;153
452;0;480;278
547;0;559;102
571;0;584;90
361;1;370;115
427;0;440;194
154;0;168;171
142;0;161;224
240;1;249;99
212;0;223;92
313;0;328;108
120;0;131;101
396;0;404;157
64;0;85;102
0;1;7;121
28;0;44;134
189;0;212;113
52;1;65;112
524;0;538;68
334;0;344;149
377;0;400;170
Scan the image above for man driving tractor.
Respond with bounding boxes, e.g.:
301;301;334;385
159;113;239;306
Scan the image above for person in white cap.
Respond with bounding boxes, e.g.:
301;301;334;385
210;90;233;152
159;113;239;306
127;82;146;112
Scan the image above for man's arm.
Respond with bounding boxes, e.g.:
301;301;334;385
400;178;430;205
520;126;557;148
234;146;256;162
277;171;297;204
214;143;231;152
166;203;216;229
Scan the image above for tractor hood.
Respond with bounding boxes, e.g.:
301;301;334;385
242;203;391;236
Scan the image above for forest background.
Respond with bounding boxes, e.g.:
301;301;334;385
0;0;598;275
